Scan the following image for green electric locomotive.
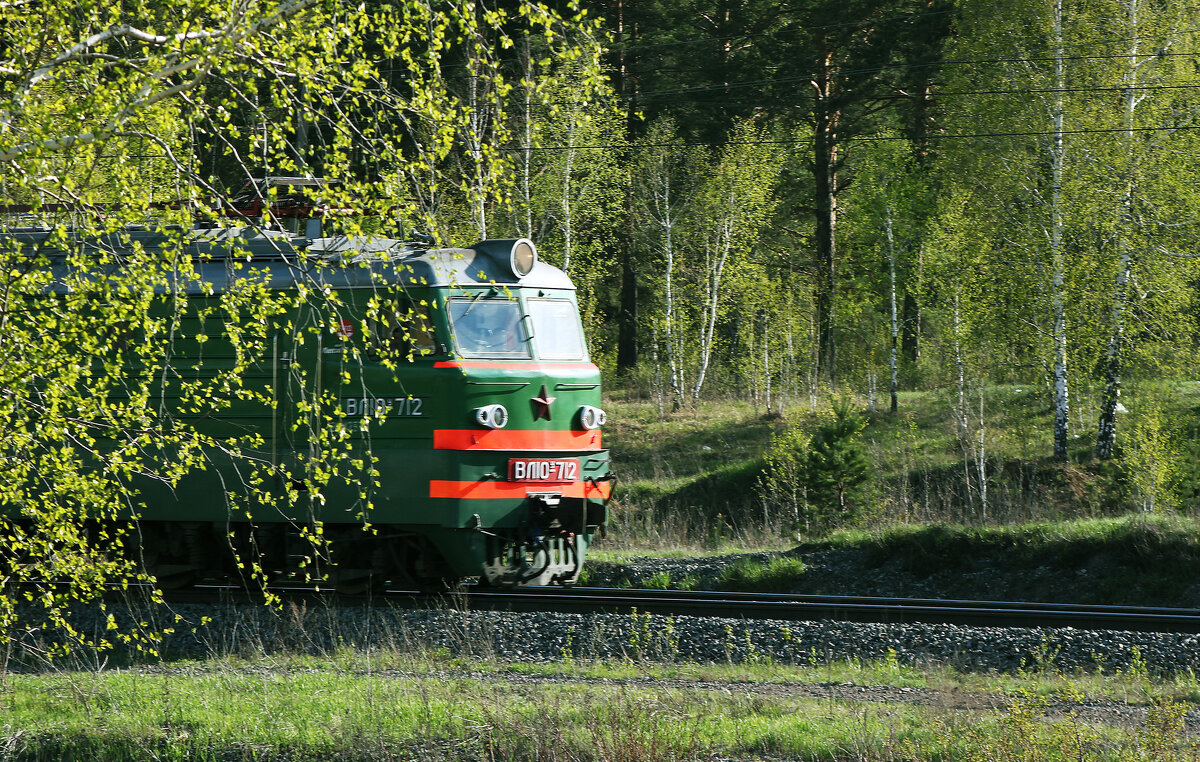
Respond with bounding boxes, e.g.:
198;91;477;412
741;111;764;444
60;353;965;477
9;223;611;589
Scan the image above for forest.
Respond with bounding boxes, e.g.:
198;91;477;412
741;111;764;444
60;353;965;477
572;0;1200;467
4;0;1200;643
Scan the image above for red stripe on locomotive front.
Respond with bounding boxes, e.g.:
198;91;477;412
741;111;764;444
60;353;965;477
429;480;612;500
433;429;602;451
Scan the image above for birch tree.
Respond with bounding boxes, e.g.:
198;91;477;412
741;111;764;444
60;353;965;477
941;0;1100;461
840;136;927;414
633;120;702;411
1092;0;1200;459
689;127;779;403
0;0;601;657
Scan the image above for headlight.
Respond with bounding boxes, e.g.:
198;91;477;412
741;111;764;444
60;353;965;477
578;405;606;430
475;404;509;429
469;238;538;279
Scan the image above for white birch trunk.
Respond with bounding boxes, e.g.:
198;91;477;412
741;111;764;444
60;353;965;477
466;72;489;239
954;292;967;439
783;322;794;416
691;217;732;402
978;389;988;521
663;199;682;410
764;323;771;412
647;152;684;411
1097;0;1156;460
885;205;899;415
1050;0;1071;461
560;109;577;273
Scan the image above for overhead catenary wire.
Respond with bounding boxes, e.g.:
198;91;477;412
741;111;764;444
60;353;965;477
498;123;1200;153
607;11;1196;57
622;49;1200;103
605;8;958;55
626;81;1200;108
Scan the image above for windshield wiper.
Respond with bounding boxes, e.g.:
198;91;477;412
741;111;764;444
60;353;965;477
460;291;486;317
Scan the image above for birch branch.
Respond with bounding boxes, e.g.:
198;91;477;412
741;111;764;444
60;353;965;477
0;0;322;162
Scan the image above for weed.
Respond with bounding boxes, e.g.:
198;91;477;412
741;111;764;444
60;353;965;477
1019;635;1062;678
1125;644;1150;682
1139;697;1189;759
560;626;575;666
717;556;806;592
662;616;679;661
642;570;674;589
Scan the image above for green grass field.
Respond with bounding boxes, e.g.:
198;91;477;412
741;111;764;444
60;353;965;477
2;650;1197;761
6;382;1200;760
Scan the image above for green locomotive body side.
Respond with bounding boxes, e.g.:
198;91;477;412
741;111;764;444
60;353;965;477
18;227;610;588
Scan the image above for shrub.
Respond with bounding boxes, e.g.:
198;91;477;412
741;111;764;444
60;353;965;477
760;398;872;534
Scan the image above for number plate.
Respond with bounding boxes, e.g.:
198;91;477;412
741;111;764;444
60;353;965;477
508;458;579;483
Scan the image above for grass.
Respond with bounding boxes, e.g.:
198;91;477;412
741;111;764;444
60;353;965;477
716;556;808;592
592;383;1200;606
592;512;1200;605
2;650;1198;760
601;380;1200;548
14;383;1200;759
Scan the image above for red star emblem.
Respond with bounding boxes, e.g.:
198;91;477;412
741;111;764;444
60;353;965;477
530;385;556;420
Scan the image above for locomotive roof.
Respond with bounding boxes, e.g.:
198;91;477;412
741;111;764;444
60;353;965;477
0;225;575;293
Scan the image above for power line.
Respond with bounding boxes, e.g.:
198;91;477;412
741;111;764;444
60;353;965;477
606;7;1200;57
501;123;1200;153
607;8;957;54
627;81;1200;108
623;49;1200;102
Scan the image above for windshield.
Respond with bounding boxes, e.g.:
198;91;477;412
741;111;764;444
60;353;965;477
448;296;531;359
529;298;588;360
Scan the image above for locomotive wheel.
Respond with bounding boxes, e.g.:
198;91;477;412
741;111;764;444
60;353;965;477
332;567;387;595
148;564;201;590
415;576;471;594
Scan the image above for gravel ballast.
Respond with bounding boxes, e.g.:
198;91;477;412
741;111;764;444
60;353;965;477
70;597;1200;675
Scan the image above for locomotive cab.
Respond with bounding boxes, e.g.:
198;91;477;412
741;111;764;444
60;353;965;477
312;237;612;588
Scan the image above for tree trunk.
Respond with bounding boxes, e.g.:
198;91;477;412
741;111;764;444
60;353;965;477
885;205;899;414
692;219;732;402
811;58;840;383
1050;0;1070;462
616;245;639;372
560;110;577;273
953;292;967;439
663;190;682;410
1096;0;1145;460
902;291;920;363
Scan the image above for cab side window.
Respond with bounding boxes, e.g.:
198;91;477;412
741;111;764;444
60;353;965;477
369;299;437;361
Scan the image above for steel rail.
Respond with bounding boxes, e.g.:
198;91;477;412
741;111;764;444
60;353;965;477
150;585;1200;633
459;588;1200;633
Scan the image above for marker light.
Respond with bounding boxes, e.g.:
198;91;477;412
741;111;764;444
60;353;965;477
579;405;607;430
475;404;509;429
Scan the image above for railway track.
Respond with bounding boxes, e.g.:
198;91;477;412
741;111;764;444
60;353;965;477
163;585;1200;633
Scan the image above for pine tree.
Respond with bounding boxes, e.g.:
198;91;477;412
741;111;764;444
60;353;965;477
801;400;871;530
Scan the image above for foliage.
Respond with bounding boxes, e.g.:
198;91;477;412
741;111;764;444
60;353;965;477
630;119;783;409
0;0;605;660
1121;390;1185;513
760;399;872;534
798;400;872;530
13;0;1200;670
603;0;1200;477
